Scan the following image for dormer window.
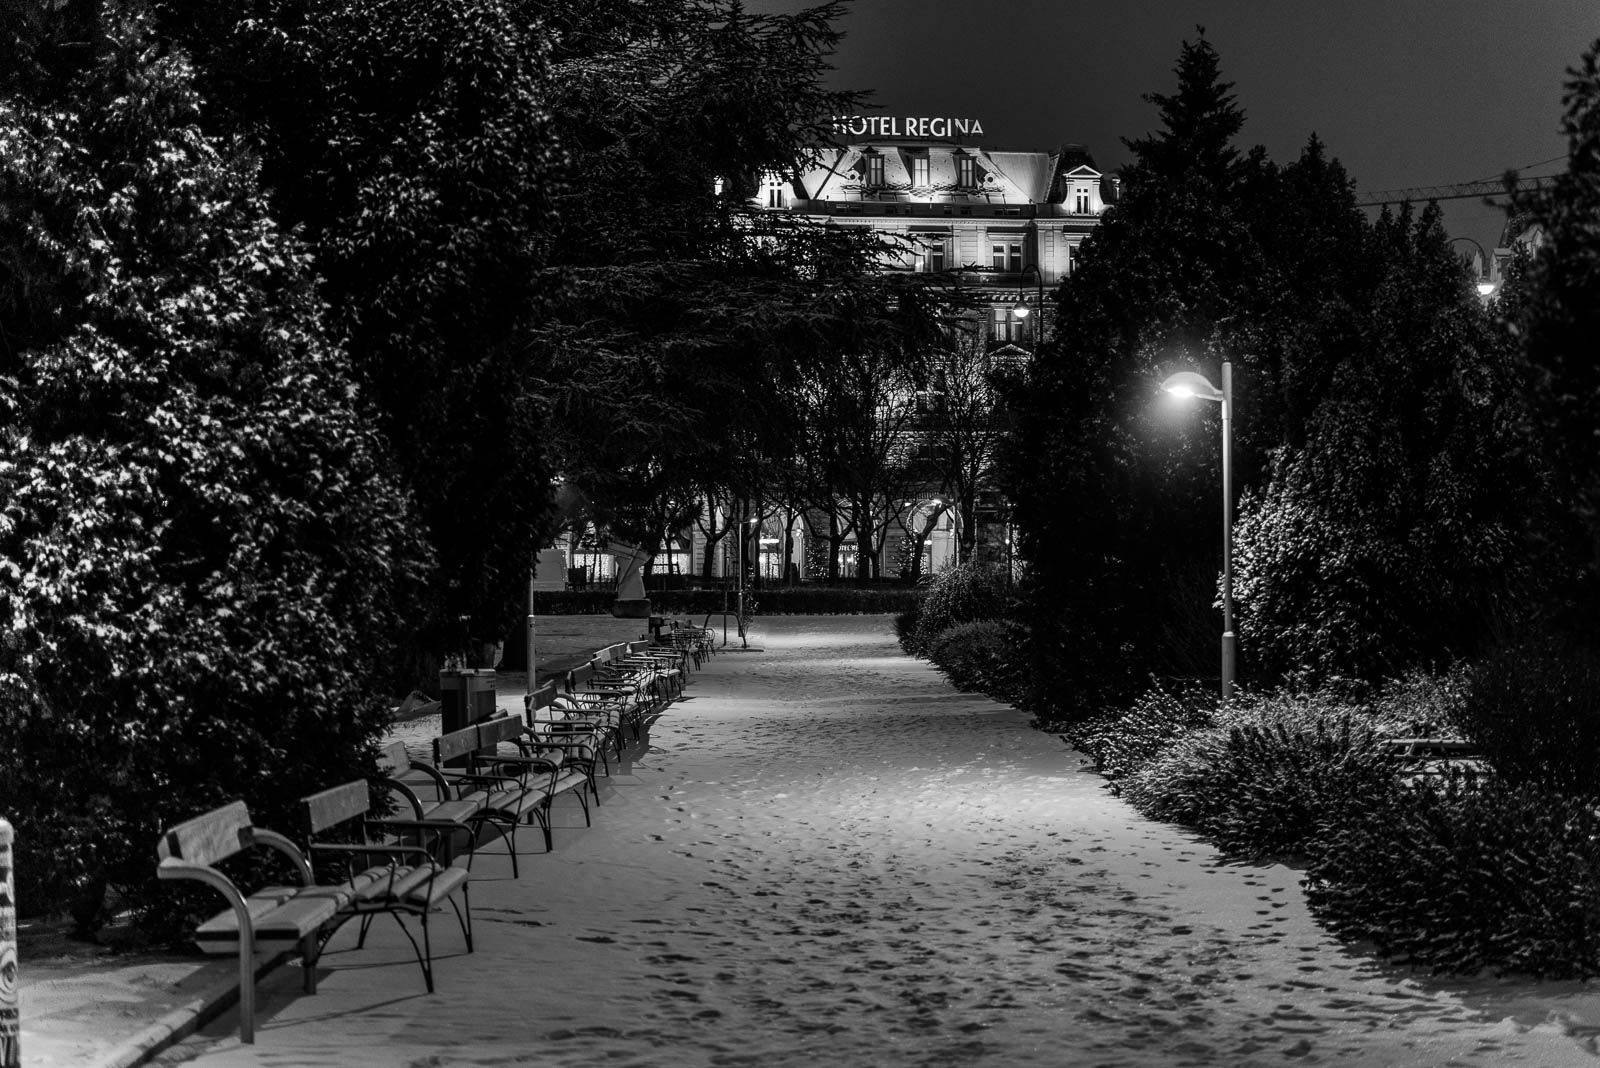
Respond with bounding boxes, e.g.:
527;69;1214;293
864;152;885;188
911;155;930;188
957;155;976;189
1074;188;1091;214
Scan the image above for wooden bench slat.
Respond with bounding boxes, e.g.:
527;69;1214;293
303;781;370;836
434;725;483;765
193;888;343;952
159;800;253;866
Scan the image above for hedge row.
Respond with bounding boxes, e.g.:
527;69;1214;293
531;586;922;617
1069;648;1600;978
912;603;1600;979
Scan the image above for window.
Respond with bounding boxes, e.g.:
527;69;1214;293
911;155;930;188
765;175;787;209
865;153;885;187
915;235;949;273
991;305;1019;342
991;240;1023;273
1074;188;1091;214
957;155;975;188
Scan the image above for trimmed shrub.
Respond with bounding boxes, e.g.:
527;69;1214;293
530;586;922;618
1306;776;1600;978
1067;682;1217;788
910;562;1007;654
1453;640;1600;796
894;602;921;650
1369;662;1472;737
1120;693;1402;860
926;620;1029;705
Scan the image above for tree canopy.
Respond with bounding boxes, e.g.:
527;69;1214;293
1003;31;1538;713
0;10;430;923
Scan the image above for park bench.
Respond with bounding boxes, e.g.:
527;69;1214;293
426;717;589;875
300;780;472;995
477;711;599;813
653;617;713;668
596;641;682;702
526;679;619;777
565;661;651;741
376;740;483;863
1380;737;1491;780
156;789;465;1044
156;801;334;1042
629;638;691;692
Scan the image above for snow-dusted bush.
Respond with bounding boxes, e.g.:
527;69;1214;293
0;20;430;933
909;561;1007;654
1066;682;1216;789
1118;690;1401;860
1306;776;1600;978
926;620;1029;705
1453;640;1600;796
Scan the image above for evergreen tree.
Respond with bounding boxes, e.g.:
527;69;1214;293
1507;37;1600;624
0;10;429;926
1231;205;1534;681
1003;31;1255;716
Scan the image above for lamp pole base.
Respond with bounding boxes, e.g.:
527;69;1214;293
1221;630;1237;702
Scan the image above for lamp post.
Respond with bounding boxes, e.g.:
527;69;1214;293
1449;236;1498;299
735;514;758;648
1010;263;1046;354
1160;362;1236;701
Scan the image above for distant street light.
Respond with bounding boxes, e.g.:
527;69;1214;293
1011;264;1046;355
928;497;959;567
1160;360;1236;701
1449;236;1498;299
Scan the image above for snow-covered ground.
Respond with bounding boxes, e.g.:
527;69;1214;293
163;615;1600;1067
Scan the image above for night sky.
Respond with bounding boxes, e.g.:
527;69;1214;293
752;0;1599;255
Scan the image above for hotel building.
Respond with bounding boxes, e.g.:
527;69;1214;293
540;120;1116;591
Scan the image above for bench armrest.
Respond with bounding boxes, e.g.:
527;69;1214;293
379;778;429;820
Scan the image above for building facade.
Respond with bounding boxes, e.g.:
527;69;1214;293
542;122;1116;590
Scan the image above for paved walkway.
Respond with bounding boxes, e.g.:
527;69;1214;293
24;616;1600;1067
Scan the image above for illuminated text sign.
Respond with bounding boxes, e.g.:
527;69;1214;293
831;115;985;139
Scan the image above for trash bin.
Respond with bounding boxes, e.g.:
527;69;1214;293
439;668;496;767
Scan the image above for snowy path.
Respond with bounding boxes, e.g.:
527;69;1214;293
164;616;1600;1067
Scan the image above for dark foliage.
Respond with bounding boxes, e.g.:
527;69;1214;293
909;561;1008;654
1120;702;1401;861
1305;776;1600;978
0;13;428;930
1000;32;1259;722
1504;37;1600;623
1453;638;1600;796
1065;682;1217;788
1004;31;1540;708
893;603;922;649
925;619;1030;706
526;586;923;619
1231;204;1534;683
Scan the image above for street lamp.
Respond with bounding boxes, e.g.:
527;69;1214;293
1449;236;1498;299
733;514;759;648
928;498;959;568
1160;360;1236;701
1010;264;1045;353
